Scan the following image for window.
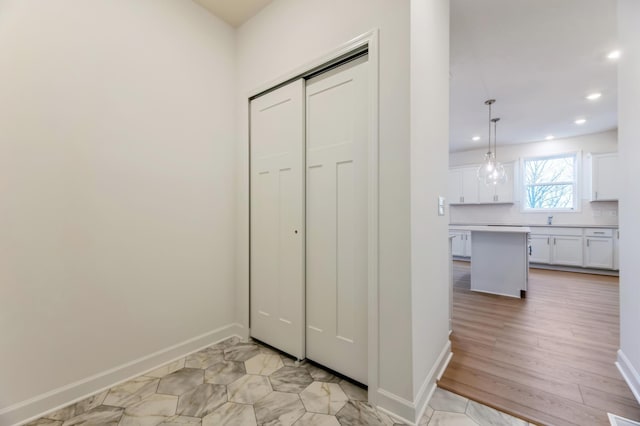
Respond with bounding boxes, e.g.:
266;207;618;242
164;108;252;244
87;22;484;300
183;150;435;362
522;153;578;211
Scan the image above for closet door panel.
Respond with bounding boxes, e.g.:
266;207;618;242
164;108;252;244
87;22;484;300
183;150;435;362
306;56;369;384
250;79;305;359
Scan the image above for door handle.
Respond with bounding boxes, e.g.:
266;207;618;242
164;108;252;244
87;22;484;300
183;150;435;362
587;239;590;247
547;237;549;245
529;246;532;256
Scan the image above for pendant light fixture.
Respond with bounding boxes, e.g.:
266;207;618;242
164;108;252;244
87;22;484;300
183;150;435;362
477;99;506;185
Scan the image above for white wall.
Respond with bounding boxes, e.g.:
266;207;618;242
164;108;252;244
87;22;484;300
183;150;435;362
0;1;238;423
618;0;640;403
449;131;619;226
235;0;416;414
410;0;451;412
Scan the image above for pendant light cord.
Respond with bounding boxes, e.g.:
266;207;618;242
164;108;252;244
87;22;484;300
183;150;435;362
492;117;500;161
487;101;492;155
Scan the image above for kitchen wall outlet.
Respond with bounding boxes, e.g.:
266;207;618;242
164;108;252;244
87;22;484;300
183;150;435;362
438;196;445;216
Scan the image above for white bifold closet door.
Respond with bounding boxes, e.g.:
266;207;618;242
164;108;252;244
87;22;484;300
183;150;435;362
305;56;369;384
250;79;305;360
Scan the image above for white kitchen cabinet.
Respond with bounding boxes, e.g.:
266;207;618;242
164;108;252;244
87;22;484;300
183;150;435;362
551;236;584;267
590;153;619;201
529;235;552;264
448;169;463;206
529;227;584;267
450;230;471;257
614;229;620;270
584;237;614;269
451;163;514;205
477;163;515;204
584;228;615;269
449;167;479;204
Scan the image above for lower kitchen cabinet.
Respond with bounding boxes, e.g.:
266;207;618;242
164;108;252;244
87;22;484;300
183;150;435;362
584;237;614;269
529;235;551;264
614;229;620;270
583;228;615;269
552;236;584;267
529;228;583;267
452;226;619;272
450;230;471;257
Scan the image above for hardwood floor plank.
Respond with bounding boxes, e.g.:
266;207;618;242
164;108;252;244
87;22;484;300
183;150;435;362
580;385;640;420
445;361;607;425
448;351;584;403
439;261;640;426
438;376;578;426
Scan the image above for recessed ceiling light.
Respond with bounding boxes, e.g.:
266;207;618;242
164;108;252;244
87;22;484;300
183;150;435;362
575;118;587;125
472;136;481;141
586;92;602;100
607;50;621;60
545;135;554;141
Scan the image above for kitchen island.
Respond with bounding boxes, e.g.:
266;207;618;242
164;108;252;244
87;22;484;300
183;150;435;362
453;225;531;298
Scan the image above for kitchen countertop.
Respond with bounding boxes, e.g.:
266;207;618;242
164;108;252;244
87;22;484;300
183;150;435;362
451;225;531;233
450;223;618;229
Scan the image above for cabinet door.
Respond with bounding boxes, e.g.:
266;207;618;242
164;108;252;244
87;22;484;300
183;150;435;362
592;154;619;201
529;235;551;264
465;232;472;257
477;179;495;203
552;236;584;266
494;163;514;203
448;169;463;204
461;168;479;204
614;229;620;270
584;238;614;269
450;232;466;257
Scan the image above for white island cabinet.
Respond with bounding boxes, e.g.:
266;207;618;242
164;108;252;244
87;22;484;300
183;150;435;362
454;225;530;298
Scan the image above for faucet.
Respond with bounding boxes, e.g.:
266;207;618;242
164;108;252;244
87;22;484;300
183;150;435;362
547;216;553;225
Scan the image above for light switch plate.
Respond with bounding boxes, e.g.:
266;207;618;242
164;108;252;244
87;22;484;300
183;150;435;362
438;196;445;216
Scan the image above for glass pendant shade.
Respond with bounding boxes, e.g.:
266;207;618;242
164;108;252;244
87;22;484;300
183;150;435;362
477;152;496;180
485;162;506;186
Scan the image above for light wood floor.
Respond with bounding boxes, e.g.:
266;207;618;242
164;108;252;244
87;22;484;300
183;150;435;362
439;261;640;426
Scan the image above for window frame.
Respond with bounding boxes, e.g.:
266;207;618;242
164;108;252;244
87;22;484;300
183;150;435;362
520;151;581;213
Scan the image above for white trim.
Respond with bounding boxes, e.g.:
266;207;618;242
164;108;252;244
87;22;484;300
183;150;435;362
247;30;376;99
616;349;640;404
608;412;640;426
375;339;452;425
245;29;381;403
2;323;244;426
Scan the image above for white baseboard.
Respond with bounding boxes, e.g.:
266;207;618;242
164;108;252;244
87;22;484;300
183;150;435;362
2;323;244;426
375;339;452;425
616;349;640;404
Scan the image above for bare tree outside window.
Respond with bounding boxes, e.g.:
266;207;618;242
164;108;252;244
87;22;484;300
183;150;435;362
524;154;576;210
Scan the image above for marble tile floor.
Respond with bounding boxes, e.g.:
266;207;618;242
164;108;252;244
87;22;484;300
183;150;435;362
25;338;535;426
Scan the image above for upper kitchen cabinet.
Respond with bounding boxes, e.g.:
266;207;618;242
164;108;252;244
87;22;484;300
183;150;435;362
449;163;514;205
589;152;619;201
448;167;479;204
477;162;514;203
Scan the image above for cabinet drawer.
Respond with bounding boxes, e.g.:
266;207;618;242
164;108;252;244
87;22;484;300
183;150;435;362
529;227;583;236
585;229;614;237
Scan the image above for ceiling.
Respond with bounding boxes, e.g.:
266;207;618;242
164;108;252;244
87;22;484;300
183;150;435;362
450;0;618;152
193;0;272;27
193;0;617;152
